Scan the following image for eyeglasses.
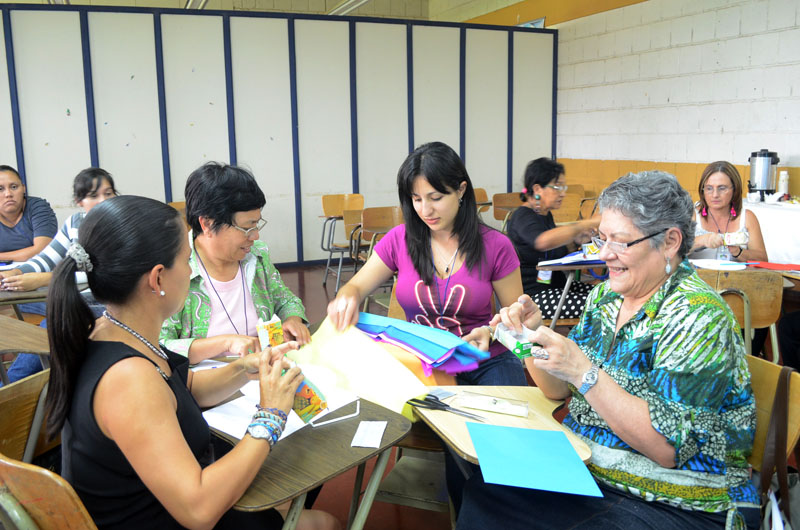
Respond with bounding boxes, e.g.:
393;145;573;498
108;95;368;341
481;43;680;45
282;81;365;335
546;184;569;192
591;228;667;254
230;218;267;238
704;185;731;195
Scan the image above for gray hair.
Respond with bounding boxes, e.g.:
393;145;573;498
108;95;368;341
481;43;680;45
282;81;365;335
598;171;695;258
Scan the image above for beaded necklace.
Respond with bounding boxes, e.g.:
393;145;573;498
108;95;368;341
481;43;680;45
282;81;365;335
103;310;169;362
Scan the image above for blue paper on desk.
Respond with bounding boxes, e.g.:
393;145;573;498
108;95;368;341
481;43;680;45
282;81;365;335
467;423;602;497
356;312;489;368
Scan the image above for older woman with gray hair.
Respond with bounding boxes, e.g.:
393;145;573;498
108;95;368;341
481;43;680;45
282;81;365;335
458;171;759;530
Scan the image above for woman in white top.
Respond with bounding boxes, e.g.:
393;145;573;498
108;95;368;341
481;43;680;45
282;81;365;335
689;161;768;262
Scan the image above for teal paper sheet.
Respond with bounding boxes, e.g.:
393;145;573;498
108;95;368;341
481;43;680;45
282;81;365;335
467;423;602;497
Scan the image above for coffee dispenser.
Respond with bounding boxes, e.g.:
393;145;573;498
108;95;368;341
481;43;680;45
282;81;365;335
748;149;779;201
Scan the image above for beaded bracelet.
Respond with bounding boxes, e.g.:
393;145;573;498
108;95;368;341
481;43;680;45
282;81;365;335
251;414;285;432
255;405;288;422
250;418;283;434
253;412;286;430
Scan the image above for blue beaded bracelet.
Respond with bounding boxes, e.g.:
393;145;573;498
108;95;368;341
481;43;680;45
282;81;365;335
255;405;288;422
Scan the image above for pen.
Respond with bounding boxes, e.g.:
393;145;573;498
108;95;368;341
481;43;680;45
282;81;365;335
720;262;759;266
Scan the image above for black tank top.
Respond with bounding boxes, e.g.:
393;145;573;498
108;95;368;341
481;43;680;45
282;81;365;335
62;340;211;529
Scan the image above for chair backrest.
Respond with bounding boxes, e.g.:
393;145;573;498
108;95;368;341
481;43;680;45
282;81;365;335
746;356;800;472
387;279;407;321
551;192;583;224
0;452;97;529
0;370;49;462
322;194;364;218
715;270;783;330
473;188;490;214
568;184;586;197
492;193;523;222
361;206;404;248
167;201;188;227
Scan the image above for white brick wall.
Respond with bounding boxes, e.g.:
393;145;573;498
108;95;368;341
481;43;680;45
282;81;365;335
555;0;800;166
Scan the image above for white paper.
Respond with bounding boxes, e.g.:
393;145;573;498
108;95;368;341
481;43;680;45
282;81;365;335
202;367;359;442
351;421;387;448
538;252;602;267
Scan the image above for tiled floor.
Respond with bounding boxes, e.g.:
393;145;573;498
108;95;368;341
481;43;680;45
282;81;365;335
277;262;453;530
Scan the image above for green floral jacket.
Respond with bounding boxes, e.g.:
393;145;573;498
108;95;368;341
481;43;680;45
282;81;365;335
160;235;306;356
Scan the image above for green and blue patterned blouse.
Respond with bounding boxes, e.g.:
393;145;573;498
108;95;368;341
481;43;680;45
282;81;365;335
565;260;758;528
160;234;306;356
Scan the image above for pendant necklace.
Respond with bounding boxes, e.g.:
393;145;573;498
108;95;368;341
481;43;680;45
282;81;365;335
708;210;731;234
196;246;248;335
431;242;459;316
433;242;459;275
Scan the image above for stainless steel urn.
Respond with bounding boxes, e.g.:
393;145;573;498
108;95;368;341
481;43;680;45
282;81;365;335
748;149;779;197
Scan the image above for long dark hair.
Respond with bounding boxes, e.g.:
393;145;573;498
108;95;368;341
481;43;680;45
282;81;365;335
397;142;484;285
45;196;184;440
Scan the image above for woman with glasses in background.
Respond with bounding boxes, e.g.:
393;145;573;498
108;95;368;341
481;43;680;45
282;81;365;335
463;171;760;530
690;161;767;262
506;157;599;319
160;163;311;364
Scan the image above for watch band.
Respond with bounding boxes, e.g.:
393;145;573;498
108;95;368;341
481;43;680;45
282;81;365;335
578;363;600;395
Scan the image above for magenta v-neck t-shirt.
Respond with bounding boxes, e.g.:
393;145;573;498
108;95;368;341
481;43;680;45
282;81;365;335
374;224;519;358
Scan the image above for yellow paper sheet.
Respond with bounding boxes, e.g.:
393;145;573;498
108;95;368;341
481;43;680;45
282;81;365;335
286;318;428;419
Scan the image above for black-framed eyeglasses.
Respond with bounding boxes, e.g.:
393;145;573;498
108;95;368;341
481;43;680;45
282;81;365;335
230;218;267;238
591;228;667;254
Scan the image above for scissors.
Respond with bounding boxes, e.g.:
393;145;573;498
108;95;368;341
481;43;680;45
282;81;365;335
407;395;487;422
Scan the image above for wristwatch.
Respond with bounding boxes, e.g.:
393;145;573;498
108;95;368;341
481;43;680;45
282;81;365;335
578;363;600;395
247;423;276;446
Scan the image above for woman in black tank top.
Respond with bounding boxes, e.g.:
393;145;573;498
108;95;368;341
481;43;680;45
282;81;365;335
45;195;339;530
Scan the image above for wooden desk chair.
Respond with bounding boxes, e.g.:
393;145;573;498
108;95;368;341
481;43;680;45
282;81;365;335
492;193;523;233
746;355;800;473
342;209;369;277
551;192;583;224
360;207;403;312
473;188;490;218
0;452;96;529
578;197;598;220
167;201;188;228
702;269;784;362
0;370;49;463
321;194;365;292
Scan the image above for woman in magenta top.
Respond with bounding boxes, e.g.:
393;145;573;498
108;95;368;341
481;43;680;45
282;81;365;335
328;141;542;386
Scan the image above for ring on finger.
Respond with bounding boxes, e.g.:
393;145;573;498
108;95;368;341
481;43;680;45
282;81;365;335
531;347;549;360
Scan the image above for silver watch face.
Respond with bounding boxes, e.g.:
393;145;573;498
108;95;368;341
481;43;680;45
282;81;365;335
583;369;598;385
249;424;270;439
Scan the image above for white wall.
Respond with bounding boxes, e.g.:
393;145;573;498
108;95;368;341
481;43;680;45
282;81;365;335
555;0;800;166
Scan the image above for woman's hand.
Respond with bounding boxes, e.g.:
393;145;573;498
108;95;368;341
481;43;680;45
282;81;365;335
527;326;591;387
282;316;311;345
0;271;50;292
462;326;493;351
223;335;262;358
258;351;304;415
327;285;362;331
241;341;299;380
490;294;543;333
696;232;724;249
573;219;600;245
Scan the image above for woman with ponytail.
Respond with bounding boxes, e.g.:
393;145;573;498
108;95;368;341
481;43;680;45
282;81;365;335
46;195;338;530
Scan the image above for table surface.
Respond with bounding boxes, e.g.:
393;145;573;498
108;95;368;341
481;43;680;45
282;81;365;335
0;283;89;304
745;202;800;264
214;399;411;511
414;386;591;465
0;315;49;355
